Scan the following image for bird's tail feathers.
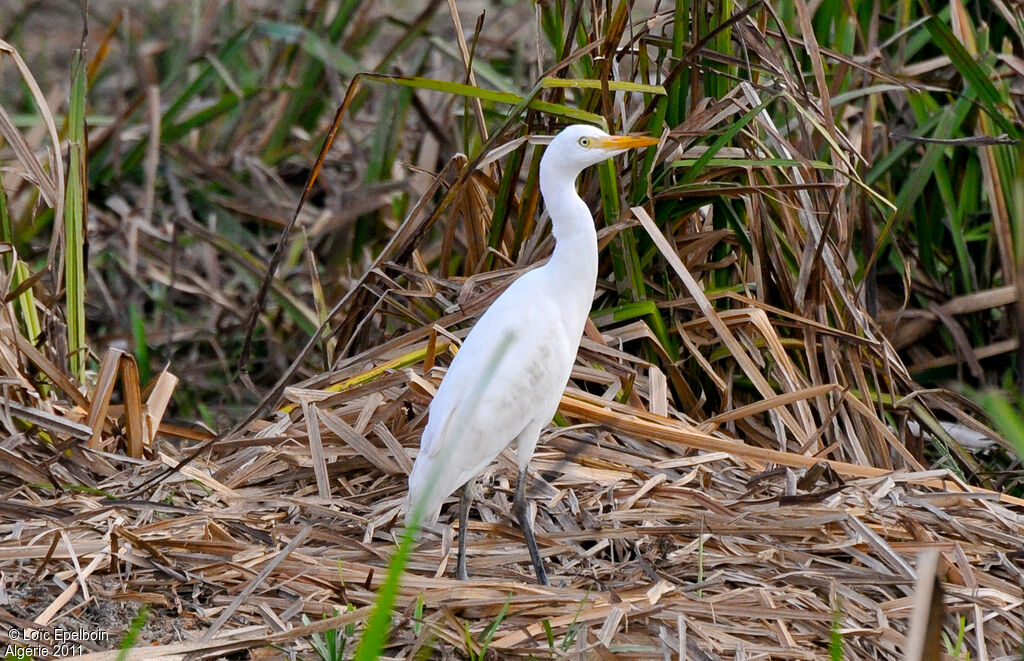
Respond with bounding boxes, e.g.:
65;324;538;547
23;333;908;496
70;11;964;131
405;464;447;528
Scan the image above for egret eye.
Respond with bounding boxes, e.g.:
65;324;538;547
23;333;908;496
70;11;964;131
578;137;591;147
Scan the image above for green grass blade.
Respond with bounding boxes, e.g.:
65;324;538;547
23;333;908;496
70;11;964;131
476;594;511;658
428;36;518;94
487;142;527;267
597;160;644;300
540;77;666;96
669;157;836;169
863;109;944;187
65;49;88;381
114;606;150;661
592;300;678;360
678;94;776;186
829;601;844;660
924;15;1020;139
257;22;362;78
976;389;1024;460
95;28;251;183
358;73;605;125
666;0;690;127
162;91;248;142
261;0;361;154
0;171;42;344
0;170;13;268
129;303;151;387
542;618;555;650
891;96;972;272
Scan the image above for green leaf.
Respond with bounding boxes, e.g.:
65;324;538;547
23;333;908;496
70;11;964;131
358;73;605;126
257;22;362;77
115;606;150;661
477;594;512;658
129;303;151;387
542;618;555;650
592;300;678;360
65;50;88;381
976;390;1024;460
679;94;777;186
923;15;1020;139
669;157;835;169
540;77;666;96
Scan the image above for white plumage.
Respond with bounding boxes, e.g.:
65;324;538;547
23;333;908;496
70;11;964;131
406;124;658;584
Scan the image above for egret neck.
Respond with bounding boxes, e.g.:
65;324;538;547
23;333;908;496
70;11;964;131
539;158;600;336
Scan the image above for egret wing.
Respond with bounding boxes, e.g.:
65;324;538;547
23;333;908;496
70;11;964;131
408;274;577;522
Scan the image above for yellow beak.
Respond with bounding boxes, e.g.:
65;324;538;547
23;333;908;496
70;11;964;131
595;134;660;150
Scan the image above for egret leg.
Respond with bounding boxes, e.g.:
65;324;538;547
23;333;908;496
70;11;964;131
456;481;472;581
513;469;549;585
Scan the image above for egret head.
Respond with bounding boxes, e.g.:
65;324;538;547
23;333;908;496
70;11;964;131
543;124;659;176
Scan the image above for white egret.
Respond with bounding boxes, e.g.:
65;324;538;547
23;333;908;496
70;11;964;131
406;124;659;584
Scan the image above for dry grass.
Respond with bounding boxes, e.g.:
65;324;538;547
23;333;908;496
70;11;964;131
2;353;1023;658
2;0;1024;659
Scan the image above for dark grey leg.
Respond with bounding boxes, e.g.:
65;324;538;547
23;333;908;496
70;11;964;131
513;468;549;585
456;481;472;580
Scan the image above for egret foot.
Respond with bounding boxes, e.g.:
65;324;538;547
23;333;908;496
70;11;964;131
513;469;549;585
456;481;472;581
